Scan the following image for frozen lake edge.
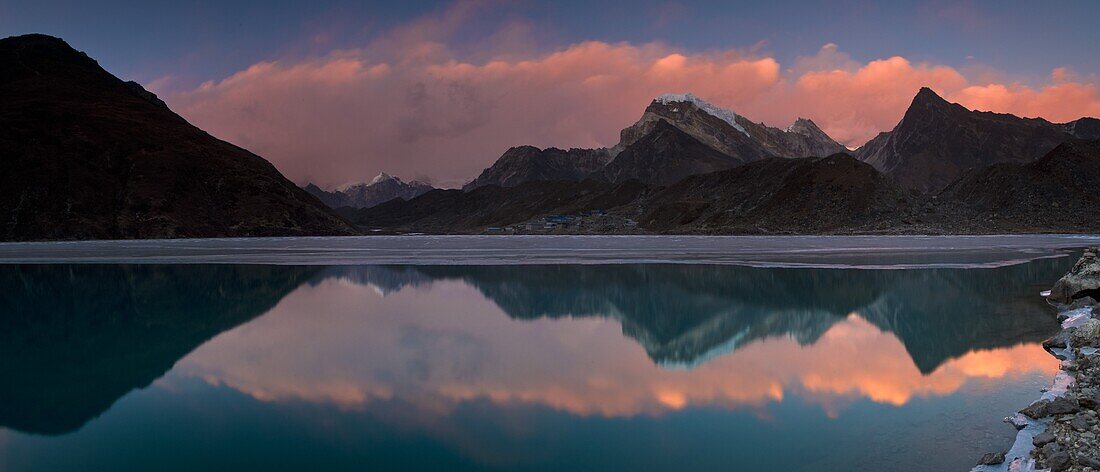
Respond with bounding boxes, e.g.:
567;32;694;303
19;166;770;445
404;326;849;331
2;234;1100;268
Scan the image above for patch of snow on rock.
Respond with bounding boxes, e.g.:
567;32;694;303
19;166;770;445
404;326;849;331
655;93;750;138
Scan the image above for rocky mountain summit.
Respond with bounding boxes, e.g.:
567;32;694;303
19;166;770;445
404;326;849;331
466;92;846;189
305;172;433;209
615;93;847;161
0;34;354;241
855;87;1097;192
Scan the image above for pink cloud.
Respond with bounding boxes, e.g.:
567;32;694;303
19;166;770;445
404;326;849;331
165;6;1100;188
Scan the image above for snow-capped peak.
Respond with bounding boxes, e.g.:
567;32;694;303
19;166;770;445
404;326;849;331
334;173;400;192
654;93;750;138
785;118;811;133
369;172;397;185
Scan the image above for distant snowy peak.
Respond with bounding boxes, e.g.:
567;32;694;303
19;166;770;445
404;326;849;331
369;172;396;185
337;172;397;192
785;118;833;140
306;172;434;209
786;118;814;134
654;93;750;138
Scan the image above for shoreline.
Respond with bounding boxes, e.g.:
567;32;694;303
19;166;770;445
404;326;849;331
976;249;1100;472
0;235;1098;268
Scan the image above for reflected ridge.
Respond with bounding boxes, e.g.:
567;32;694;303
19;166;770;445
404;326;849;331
329;262;1065;372
0;264;320;434
0;260;1066;435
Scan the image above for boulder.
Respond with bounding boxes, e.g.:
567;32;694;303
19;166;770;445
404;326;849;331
976;452;1005;465
1080;388;1100;409
1043;330;1070;350
1071;319;1100;348
1079;454;1100;469
1021;399;1051;419
1047;450;1071;472
1033;430;1056;446
1047;396;1080;415
1048;248;1100;304
1069;414;1090;431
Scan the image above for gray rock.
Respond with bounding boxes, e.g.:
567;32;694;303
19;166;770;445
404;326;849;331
1047;450;1072;472
1063;296;1099;311
1080;388;1100;409
1071;319;1100;348
1044;330;1071;350
1048;248;1100;304
1080;454;1100;469
1048;396;1080;415
1034;430;1057;446
1042;442;1064;457
976;452;1005;465
1079;354;1095;369
1021;399;1052;419
1006;413;1030;430
1071;414;1091;431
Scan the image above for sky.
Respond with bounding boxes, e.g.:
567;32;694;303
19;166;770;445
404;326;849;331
3;0;1099;188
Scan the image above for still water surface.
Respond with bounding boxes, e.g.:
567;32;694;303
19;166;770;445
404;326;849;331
0;255;1076;470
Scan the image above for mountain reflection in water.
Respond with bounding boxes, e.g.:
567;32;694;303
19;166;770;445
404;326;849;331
0;260;1065;437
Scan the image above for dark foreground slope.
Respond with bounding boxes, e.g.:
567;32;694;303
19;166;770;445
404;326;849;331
937;140;1100;233
351;179;649;232
639;154;913;233
0;34;354;241
597;119;740;186
352;141;1100;235
463;146;612;190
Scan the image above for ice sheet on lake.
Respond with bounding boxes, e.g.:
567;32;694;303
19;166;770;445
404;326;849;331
1;234;1099;268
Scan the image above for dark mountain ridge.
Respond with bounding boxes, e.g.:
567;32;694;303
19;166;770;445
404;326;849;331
353;139;1100;235
353;179;649;233
462;146;612;190
935;139;1100;232
596;119;740;186
0;34;354;241
638;153;913;233
855;87;1097;192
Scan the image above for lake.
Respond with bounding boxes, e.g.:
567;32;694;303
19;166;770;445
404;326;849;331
1;236;1096;471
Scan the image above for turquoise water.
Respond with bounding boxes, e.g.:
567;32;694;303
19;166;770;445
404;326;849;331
0;258;1072;471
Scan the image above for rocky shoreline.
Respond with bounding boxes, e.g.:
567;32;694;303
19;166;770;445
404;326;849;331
976;248;1100;472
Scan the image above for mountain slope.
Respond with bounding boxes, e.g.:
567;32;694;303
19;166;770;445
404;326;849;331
304;172;433;209
0;34;354;241
937;139;1100;232
639;153;913;233
352;179;648;232
855;87;1093;192
597;120;739;186
463;146;611;190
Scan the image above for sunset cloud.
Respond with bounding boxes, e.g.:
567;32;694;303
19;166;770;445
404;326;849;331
162;3;1100;188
